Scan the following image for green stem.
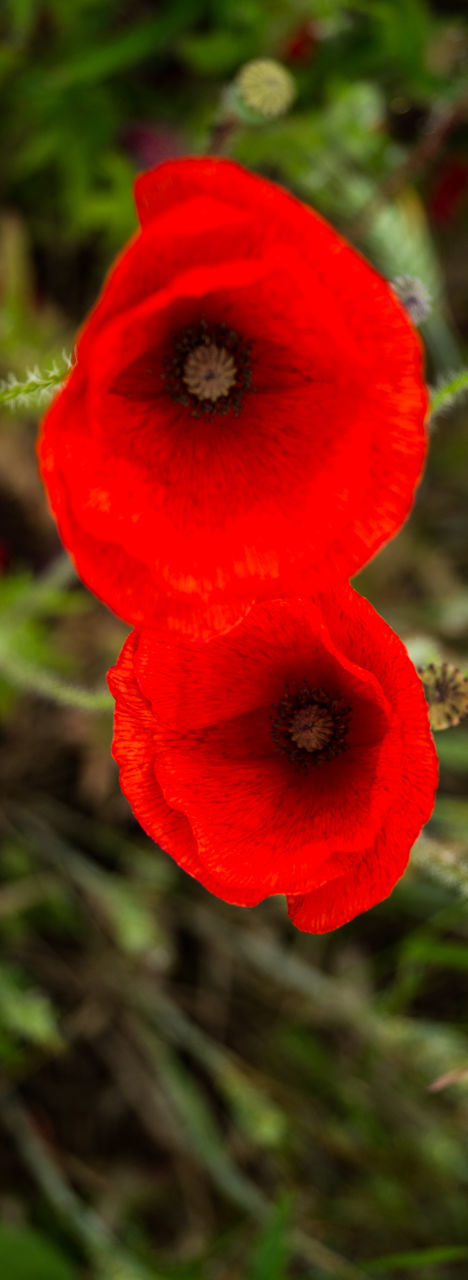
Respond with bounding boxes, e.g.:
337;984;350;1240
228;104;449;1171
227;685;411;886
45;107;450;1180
0;649;111;711
430;368;468;421
0;362;69;410
0;555;77;634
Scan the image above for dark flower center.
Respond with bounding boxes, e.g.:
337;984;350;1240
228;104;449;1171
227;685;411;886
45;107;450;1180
163;319;252;417
272;685;351;769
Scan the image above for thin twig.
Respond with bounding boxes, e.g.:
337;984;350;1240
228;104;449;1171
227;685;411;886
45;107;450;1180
346;93;468;241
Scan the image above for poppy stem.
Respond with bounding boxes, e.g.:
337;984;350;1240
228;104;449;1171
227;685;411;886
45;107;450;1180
0;356;71;412
430;368;468;423
206;112;238;156
0;647;112;711
0;555;76;632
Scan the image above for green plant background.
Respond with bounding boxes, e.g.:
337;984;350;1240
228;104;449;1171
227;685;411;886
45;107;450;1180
1;1;468;1277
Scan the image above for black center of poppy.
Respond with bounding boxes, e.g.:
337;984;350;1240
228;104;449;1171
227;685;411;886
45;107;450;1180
272;685;351;769
163;319;252;417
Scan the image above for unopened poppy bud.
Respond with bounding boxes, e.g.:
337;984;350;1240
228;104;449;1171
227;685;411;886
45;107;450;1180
234;58;296;120
419;661;468;730
392;275;431;326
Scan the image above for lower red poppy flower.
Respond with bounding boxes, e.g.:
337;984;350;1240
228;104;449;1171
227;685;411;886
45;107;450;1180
107;588;437;932
40;157;427;638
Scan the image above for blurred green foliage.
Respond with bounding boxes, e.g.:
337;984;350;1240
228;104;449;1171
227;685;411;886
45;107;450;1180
1;1;468;1278
0;1223;78;1280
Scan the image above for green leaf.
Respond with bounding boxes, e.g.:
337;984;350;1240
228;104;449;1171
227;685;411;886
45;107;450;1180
403;936;468;972
179;31;254;77
47;4;202;89
151;1039;266;1217
0;964;62;1049
94;1251;166;1280
99;880;166;955
365;1244;468;1273
323;81;385;161
218;1060;286;1148
0;1224;78;1280
247;1200;291;1280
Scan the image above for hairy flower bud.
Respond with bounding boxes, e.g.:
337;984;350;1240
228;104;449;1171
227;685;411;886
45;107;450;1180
392;275;431;326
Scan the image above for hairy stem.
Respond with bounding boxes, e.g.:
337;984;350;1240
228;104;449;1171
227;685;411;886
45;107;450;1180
0;648;111;711
430;368;468;421
0;361;70;410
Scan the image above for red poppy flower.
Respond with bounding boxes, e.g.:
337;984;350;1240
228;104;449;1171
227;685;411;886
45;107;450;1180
107;588;437;932
40;158;427;638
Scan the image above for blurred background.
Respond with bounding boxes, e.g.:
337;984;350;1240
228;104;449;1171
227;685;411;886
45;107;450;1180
1;2;468;1278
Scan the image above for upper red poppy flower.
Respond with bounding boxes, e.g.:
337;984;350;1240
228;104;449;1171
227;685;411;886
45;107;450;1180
108;588;437;933
40;158;427;637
